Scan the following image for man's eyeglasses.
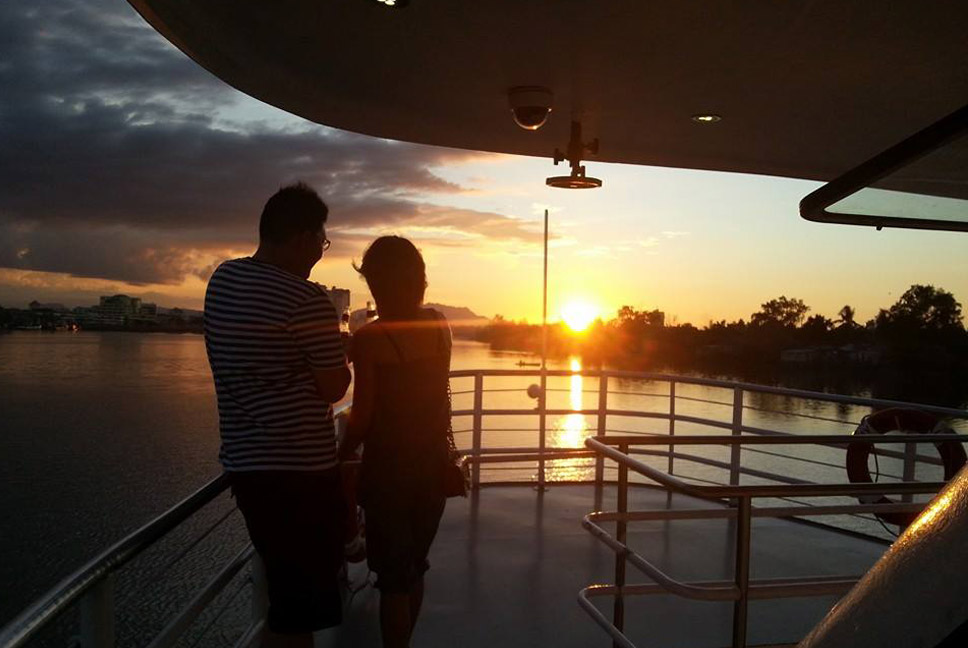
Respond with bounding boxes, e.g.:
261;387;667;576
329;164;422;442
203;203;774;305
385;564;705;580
316;231;331;251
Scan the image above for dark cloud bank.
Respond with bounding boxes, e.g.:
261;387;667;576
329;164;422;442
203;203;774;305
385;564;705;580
0;0;537;286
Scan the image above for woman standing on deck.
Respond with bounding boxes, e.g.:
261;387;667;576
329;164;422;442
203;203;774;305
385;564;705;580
339;236;452;648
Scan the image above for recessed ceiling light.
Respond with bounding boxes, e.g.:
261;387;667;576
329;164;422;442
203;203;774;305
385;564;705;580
691;114;722;124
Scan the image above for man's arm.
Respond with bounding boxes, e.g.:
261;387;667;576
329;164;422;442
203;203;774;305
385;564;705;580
287;290;349;402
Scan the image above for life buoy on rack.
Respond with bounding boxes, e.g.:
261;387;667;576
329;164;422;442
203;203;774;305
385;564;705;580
846;408;966;528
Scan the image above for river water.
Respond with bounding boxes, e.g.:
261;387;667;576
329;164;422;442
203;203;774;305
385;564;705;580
0;331;961;629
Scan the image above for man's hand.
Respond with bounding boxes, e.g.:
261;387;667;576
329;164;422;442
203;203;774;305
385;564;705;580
311;365;351;403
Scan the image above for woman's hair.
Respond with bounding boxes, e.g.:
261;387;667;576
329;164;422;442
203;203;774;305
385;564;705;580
354;236;426;317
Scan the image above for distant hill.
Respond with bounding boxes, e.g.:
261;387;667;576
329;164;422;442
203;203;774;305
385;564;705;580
425;303;488;326
349;303;488;332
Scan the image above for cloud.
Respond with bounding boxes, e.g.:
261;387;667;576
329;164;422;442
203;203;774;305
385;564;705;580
0;0;530;286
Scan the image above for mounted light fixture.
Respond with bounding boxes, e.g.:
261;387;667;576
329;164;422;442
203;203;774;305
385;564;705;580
546;121;602;189
691;114;722;123
372;0;408;7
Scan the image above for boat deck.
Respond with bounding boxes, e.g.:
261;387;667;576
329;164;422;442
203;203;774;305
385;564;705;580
318;483;887;648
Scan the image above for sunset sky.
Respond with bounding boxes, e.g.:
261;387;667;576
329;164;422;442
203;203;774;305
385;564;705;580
1;1;965;326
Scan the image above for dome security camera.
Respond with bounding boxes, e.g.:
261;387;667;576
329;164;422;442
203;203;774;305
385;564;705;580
508;86;553;131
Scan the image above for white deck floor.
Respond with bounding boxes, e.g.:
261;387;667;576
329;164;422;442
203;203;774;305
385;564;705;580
317;484;888;648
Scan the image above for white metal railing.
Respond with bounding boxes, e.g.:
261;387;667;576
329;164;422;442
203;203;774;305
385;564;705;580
577;434;968;648
450;369;968;533
3;370;967;648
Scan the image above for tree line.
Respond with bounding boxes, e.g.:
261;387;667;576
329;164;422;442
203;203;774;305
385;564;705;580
475;284;967;373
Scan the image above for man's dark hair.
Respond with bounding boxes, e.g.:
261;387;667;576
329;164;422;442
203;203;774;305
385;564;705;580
259;182;328;244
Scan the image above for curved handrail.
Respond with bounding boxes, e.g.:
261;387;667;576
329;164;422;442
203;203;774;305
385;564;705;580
585;437;950;500
0;474;230;648
1;403;353;648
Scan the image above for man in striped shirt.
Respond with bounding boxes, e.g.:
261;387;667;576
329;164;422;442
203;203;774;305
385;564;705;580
204;183;350;647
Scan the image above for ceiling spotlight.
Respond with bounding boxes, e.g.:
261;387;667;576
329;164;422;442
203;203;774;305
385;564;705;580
508;86;554;131
691;114;722;123
372;0;408;7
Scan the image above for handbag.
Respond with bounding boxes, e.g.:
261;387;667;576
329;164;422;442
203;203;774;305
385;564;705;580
443;380;470;498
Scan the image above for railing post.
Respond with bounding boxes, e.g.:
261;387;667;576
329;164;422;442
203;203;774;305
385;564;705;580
668;381;676;476
731;497;752;648
613;442;629;648
902;442;917;503
472;372;484;490
79;574;116;648
595;375;609;485
730;388;743;487
251;553;269;626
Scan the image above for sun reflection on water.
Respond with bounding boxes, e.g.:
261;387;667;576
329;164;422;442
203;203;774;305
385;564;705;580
547;356;595;481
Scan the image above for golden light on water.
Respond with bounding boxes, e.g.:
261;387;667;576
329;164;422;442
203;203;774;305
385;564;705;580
561;300;598;332
547;356;594;481
569;357;582;410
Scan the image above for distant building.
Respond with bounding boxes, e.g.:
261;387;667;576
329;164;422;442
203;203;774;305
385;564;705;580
840;344;883;365
95;295;142;326
325;286;350;315
324;286;351;332
29;301;68;312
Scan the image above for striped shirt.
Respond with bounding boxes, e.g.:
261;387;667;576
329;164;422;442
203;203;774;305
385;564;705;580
204;257;346;472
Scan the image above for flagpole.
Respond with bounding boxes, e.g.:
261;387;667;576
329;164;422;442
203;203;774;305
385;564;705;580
538;208;548;489
541;208;548;370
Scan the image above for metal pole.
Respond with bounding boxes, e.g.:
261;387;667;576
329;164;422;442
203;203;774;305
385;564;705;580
595;375;609;484
79;574;115;648
541;208;549;372
668;381;676;476
538;208;549;489
731;497;752;648
613;442;629;648
472;372;484;489
902;442;917;504
730;388;743;487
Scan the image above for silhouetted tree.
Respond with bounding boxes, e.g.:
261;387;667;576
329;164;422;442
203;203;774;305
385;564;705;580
836;305;858;329
876;285;963;331
800;314;833;345
750;296;809;328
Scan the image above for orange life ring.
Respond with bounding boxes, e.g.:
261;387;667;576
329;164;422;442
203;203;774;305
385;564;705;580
845;408;966;528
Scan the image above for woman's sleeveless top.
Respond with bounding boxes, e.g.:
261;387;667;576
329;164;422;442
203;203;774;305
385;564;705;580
359;314;451;503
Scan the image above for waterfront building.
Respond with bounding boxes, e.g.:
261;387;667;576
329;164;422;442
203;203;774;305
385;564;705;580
95;295;142;326
324;286;350;317
28;301;67;313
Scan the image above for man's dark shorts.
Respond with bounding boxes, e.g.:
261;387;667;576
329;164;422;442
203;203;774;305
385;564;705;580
231;469;345;634
364;491;446;594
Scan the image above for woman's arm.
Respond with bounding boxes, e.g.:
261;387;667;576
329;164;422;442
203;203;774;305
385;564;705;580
338;329;377;461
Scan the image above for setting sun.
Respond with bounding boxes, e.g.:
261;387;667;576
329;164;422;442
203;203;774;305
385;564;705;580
560;300;599;332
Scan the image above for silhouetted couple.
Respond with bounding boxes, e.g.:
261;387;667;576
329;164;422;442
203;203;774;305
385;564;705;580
204;183;451;648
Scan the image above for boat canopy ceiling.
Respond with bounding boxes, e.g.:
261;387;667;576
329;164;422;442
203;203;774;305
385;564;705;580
129;1;967;200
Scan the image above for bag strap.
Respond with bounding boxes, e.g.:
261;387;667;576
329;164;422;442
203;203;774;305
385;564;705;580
378;322;406;362
427;310;457;454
